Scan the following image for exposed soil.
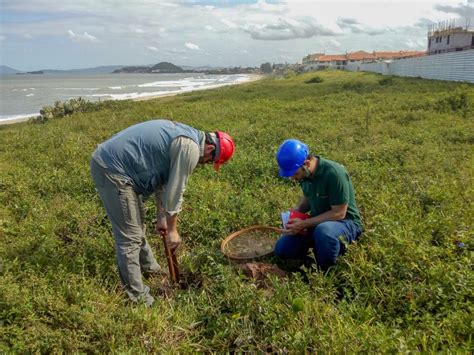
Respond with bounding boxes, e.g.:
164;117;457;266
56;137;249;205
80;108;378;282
237;262;287;288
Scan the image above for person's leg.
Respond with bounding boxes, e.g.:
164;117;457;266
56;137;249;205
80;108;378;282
310;220;361;271
137;195;161;274
274;234;312;259
90;158;154;306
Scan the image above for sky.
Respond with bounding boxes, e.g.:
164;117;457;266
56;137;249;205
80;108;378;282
0;0;473;71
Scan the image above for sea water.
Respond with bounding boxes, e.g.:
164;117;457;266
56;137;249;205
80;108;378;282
0;72;252;122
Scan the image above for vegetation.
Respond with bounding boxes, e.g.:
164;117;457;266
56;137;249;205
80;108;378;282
1;71;473;352
305;75;324;84
113;62;184;74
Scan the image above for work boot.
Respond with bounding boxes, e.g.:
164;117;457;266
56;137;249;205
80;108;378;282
142;263;164;279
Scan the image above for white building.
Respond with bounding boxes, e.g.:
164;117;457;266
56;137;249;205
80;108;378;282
428;19;474;55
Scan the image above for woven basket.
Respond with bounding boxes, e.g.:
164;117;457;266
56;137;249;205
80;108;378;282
221;225;282;260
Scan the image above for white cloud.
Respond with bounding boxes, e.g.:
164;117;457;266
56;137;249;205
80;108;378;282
205;25;214;31
185;42;200;50
250;0;286;13
221;19;237;29
327;39;341;48
337;18;388;36
406;38;426;49
244;17;338;40
68;30;99;43
0;35;5;42
147;46;158;52
434;3;474;17
131;26;145;34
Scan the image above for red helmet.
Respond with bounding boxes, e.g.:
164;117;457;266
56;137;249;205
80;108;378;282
214;131;235;171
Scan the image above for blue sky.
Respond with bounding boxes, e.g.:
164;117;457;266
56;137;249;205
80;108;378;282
0;0;472;71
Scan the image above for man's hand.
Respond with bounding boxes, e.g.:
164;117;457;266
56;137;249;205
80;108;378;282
155;212;167;236
165;230;182;253
281;218;307;235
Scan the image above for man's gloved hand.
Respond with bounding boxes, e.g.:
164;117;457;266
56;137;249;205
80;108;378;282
166;230;182;253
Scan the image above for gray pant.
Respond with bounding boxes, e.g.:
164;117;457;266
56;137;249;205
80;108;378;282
90;157;161;306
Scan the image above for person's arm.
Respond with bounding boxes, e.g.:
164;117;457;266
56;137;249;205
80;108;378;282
155;186;167;235
294;196;310;213
285;169;350;235
162;136;200;251
284;204;348;235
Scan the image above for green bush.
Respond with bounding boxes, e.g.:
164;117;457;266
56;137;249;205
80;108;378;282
305;75;324;84
30;97;100;123
378;76;394;86
434;89;470;116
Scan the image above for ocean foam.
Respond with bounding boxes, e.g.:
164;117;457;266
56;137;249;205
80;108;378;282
0;112;39;123
55;88;100;91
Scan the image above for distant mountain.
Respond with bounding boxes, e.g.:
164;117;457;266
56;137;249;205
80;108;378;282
41;65;126;74
114;62;184;74
0;65;21;74
113;65;151;74
150;62;184;73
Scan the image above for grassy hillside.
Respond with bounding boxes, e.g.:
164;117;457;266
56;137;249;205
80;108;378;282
1;71;473;352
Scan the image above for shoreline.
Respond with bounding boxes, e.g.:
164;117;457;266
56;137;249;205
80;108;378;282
0;74;263;126
132;73;262;102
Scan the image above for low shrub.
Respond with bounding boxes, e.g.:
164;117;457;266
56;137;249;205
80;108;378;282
305;75;324;84
378;76;394;86
30;97;98;124
435;89;470;114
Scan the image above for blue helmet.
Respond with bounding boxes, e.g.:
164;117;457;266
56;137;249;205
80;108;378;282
276;139;309;177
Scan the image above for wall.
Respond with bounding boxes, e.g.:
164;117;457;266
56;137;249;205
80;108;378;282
345;50;474;83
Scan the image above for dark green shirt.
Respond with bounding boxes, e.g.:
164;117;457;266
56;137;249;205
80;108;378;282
300;157;362;229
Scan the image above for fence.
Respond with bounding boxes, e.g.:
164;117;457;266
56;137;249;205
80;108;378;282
344;50;474;83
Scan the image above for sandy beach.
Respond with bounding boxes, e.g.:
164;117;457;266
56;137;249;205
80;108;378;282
0;74;263;126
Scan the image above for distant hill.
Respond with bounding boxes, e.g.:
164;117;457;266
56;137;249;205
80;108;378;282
41;65;126;74
0;65;21;74
150;62;184;73
114;62;184;74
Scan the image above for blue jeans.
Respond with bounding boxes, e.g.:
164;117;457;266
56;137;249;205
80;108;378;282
274;220;362;271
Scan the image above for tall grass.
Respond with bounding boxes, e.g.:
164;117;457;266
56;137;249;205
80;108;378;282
1;71;473;352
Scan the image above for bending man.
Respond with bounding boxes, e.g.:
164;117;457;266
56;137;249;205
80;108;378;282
90;119;234;305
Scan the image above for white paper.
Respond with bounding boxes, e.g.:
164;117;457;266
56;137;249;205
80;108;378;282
281;211;290;229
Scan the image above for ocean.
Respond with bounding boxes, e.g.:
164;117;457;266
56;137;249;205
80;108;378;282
0;72;253;123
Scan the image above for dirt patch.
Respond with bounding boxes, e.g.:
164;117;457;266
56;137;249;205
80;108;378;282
152;270;203;298
237;262;287;288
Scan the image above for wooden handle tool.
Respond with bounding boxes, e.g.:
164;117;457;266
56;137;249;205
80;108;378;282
161;234;180;284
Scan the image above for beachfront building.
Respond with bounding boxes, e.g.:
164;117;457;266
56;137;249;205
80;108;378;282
428;18;474;55
346;50;375;63
302;50;425;71
302;53;325;70
302;54;348;70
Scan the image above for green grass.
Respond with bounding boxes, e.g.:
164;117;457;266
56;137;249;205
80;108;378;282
1;71;473;352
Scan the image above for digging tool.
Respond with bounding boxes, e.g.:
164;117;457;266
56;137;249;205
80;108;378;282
161;233;180;284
